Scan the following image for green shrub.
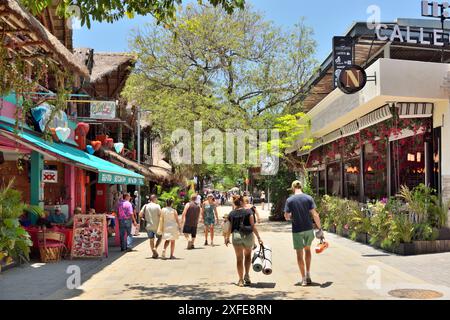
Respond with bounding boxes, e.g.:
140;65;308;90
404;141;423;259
388;214;414;245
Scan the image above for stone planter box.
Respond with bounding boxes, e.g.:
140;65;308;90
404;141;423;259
390;240;450;256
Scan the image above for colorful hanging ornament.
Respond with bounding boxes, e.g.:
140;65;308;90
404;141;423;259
50;128;60;142
86;145;95;155
91;141;102;151
55;127;71;142
114;142;124;153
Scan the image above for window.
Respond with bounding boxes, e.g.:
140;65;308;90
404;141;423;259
391;134;426;195
327;162;341;196
364;141;387;200
344;158;360;201
318;170;326;196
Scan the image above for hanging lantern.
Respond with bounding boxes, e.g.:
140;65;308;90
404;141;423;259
55;127;71;142
86;145;95;155
114;142;124;153
91;141;102;151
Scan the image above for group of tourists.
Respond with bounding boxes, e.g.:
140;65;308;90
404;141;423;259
116;180;324;288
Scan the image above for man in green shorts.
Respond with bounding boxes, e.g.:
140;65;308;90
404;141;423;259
284;180;323;286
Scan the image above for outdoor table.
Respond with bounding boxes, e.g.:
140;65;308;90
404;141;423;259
24;226;73;255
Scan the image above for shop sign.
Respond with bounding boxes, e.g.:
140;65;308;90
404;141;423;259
42;170;58;183
90;101;116;120
337;65;367;94
332;36;354;88
98;172;144;185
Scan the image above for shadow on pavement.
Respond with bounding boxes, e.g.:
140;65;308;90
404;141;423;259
294;281;333;288
122;282;291;300
250;282;277;289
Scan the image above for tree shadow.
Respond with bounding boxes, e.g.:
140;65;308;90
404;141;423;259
121;282;292;300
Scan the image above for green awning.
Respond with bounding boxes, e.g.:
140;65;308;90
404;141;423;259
0;124;144;186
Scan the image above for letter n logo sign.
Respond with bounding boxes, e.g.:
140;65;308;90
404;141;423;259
338;65;367;94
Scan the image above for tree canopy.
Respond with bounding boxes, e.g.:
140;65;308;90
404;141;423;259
21;0;245;28
122;3;317;188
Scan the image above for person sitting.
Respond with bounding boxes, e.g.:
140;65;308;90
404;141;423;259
47;207;67;227
65;207;82;228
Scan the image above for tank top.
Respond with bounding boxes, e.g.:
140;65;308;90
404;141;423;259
185;202;200;227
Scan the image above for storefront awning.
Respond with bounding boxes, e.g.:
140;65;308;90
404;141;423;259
0;124;144;185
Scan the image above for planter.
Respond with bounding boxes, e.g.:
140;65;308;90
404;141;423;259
355;233;369;244
390;240;450;256
0;254;17;273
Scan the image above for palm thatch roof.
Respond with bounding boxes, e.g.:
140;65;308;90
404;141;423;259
89;52;136;83
0;0;89;77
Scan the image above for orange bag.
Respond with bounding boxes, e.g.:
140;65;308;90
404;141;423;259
315;238;329;254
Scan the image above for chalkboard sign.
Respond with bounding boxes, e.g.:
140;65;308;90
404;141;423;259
71;215;107;259
332;36;354;88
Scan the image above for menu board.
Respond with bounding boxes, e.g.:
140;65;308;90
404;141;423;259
71;215;106;259
332;36;354;88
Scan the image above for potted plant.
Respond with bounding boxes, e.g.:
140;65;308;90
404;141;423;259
0;180;33;272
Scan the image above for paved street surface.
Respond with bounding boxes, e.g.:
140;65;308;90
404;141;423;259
1;205;450;300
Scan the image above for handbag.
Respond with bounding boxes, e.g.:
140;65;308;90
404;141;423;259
156;213;165;236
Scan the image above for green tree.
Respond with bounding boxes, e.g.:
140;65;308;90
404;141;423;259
21;0;245;28
123;4;317;182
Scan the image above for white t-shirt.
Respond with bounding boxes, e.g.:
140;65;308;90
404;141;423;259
141;202;161;232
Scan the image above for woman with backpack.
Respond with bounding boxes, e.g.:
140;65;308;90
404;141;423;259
225;195;263;287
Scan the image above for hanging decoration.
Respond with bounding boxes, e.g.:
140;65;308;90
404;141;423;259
105;138;114;149
91;141;102;151
49;128;60;142
114;142;124;154
86;145;95;155
75;122;90;150
55;127;71;142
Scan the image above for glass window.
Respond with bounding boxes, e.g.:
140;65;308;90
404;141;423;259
391;134;425;195
327;162;341;196
318;170;326;196
344;158;360;201
309;171;319;196
364;141;387;200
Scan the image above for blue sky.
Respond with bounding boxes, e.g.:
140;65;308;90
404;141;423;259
73;0;425;63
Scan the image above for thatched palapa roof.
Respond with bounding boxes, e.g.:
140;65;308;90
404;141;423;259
0;0;89;77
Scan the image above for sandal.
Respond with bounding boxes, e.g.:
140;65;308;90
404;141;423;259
237;280;245;287
244;275;251;287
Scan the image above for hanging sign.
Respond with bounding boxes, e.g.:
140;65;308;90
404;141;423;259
337;65;367;94
98;172;144;186
332;36;354;88
90;101;116;120
71;215;107;259
42;170;58;183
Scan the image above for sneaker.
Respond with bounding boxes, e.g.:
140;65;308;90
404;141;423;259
161;250;166;259
152;250;159;259
237;280;245;287
306;276;312;285
187;241;192;250
170;256;176;260
244;275;251;287
191;244;195;249
301;279;308;287
204;240;208;246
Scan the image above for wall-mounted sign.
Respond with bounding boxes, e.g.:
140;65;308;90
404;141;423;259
337;65;367;94
98;172;144;186
42;170;58;183
90;101;116;120
332;37;354;89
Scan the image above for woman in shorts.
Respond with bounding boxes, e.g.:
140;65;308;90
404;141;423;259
225;195;263;287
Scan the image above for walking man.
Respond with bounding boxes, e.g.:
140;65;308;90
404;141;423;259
117;193;138;252
284;180;323;286
140;194;162;258
182;194;201;249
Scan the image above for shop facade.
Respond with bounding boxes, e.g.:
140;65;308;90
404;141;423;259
296;19;450;226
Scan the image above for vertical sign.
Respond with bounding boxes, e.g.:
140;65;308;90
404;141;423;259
332;36;354;88
71;215;106;259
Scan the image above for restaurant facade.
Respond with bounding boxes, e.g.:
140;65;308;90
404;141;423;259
295;19;450;225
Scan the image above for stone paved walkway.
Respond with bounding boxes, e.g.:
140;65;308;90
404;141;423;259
1;205;450;300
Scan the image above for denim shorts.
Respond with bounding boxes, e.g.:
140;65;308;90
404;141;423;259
146;231;160;239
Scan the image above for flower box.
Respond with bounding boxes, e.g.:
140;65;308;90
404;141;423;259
390;240;450;256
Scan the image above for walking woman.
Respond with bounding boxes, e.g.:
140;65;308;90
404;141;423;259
225;195;263;287
243;196;261;224
157;198;182;259
201;194;219;246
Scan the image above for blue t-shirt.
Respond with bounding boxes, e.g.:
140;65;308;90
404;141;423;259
284;193;316;233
